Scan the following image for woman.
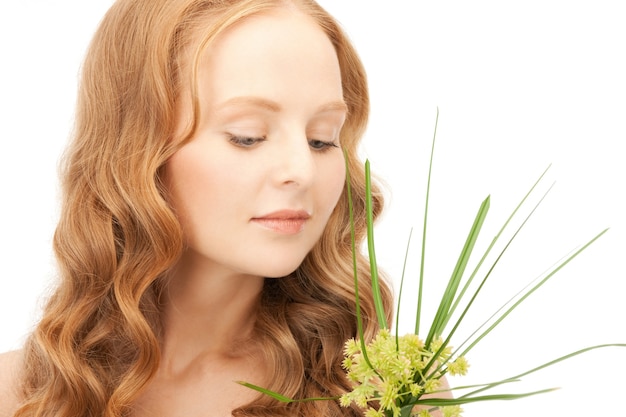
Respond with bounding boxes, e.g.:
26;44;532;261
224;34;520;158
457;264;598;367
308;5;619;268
0;0;394;416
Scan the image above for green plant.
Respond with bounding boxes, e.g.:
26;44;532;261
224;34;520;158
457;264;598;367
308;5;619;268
240;111;625;417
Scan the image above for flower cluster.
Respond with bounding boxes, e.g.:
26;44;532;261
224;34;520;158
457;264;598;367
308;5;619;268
340;329;468;417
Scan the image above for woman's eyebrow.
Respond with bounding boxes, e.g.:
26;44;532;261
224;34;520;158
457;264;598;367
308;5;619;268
317;100;348;114
214;96;348;114
216;96;282;113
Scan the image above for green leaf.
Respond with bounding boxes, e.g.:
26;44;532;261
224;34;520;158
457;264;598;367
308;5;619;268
458;227;609;358
236;382;297;403
236;381;339;403
430;181;556;373
395;228;414;350
425;195;490;348
461;343;626;399
416;108;440;335
411;388;558;407
345;151;377;372
365;159;387;329
440;165;552;332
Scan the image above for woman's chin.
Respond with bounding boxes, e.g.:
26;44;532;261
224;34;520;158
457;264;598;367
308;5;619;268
260;261;306;279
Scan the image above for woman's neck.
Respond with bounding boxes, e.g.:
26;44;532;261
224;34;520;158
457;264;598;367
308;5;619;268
159;250;265;376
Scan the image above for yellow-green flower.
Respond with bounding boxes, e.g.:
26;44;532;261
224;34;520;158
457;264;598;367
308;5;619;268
423;378;440;394
441;405;463;417
339;330;464;416
365;408;385;417
447;356;469;376
344;338;360;356
409;383;423;397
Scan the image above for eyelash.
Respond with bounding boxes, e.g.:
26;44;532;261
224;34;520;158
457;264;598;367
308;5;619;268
308;139;339;152
228;135;339;152
228;135;267;147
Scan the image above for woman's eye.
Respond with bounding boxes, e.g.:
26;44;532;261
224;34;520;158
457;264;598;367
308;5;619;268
228;135;266;148
308;139;339;151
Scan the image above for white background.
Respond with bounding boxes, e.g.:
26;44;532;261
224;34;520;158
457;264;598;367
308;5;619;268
1;1;624;416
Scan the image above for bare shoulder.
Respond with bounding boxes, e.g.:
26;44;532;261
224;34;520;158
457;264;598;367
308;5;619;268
0;350;22;417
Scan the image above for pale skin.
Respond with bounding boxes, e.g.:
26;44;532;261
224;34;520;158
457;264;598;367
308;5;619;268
0;7;449;417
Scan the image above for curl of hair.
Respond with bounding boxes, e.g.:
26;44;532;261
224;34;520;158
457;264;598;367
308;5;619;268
15;1;393;417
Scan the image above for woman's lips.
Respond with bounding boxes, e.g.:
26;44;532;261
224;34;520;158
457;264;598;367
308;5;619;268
251;210;310;235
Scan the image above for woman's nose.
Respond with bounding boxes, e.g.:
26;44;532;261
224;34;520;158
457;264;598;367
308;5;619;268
273;133;315;188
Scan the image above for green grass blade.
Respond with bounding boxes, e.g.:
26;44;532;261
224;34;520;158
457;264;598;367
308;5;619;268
435;183;555;367
459;227;609;358
395;229;414;350
505;343;626;382
440;166;552;332
416;108;440;335
419;197;490;377
237;381;339;403
449;266;539;362
450;245;564;361
365;160;387;329
460;343;626;399
236;382;298;403
425;196;490;347
446;379;522;391
409;388;558;408
344;151;374;368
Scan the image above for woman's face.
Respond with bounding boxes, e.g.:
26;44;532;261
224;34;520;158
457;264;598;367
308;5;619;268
166;8;347;279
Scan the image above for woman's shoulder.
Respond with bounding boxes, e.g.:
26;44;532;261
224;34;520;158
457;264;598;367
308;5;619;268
0;350;22;417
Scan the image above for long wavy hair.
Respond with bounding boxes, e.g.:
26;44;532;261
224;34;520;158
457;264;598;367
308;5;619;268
15;1;393;416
